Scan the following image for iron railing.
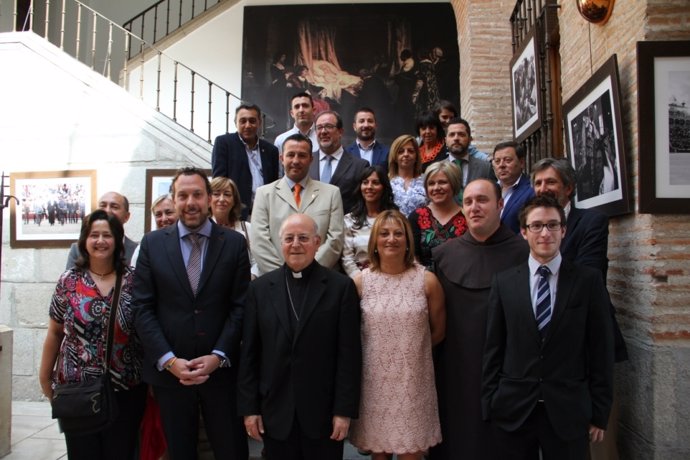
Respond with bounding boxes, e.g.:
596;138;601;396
2;0;244;143
123;0;224;55
510;0;562;168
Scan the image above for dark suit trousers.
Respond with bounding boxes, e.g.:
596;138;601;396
263;417;343;460
155;382;248;460
489;403;588;460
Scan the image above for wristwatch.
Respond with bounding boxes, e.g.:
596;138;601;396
213;353;229;368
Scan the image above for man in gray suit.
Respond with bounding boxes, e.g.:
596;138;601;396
65;191;138;268
309;111;369;214
251;133;344;275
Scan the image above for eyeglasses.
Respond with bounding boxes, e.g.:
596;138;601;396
524;221;563;233
316;124;337;132
281;234;313;245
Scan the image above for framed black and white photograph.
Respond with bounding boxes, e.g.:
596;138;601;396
638;40;690;214
241;3;460;144
563;54;631;216
9;170;96;248
510;28;541;142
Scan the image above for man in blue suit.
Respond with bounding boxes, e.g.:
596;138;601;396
212;104;280;219
344;107;389;172
494;141;535;233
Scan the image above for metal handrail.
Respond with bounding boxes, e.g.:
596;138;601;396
123;0;223;54
4;0;244;143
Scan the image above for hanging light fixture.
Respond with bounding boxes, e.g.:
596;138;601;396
576;0;616;25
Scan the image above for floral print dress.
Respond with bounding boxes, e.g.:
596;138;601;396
409;206;467;268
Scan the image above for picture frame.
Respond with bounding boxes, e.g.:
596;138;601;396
9;170;97;248
638;40;690;214
563;54;631;217
510;27;542;142
144;169;211;233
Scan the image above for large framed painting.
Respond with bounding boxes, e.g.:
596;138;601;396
9;170;97;248
563;55;631;217
638;40;690;214
242;3;460;145
510;27;542;142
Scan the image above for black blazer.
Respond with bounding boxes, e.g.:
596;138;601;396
562;206;628;361
344;141;390;172
482;259;614;441
211;132;280;218
309;150;369;214
237;263;362;441
133;221;250;387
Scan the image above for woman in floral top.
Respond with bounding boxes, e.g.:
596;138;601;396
389;134;428;217
409;161;467;268
39;210;145;459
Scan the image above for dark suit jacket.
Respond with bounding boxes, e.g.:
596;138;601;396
562;206;628;361
237;263;362;441
133;221;250;387
500;174;535;234
211;132;280;218
65;236;138;269
344;141;390;172
482;259;614;441
309;149;369;214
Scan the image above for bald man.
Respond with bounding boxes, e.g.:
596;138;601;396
65;191;138;268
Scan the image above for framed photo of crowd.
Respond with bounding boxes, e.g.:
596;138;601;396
638;40;690;214
510;27;542;142
563;55;631;217
9;170;96;248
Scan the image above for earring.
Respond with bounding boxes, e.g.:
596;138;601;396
374;248;378;254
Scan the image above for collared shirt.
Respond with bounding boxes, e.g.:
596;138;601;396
499;174;525;217
528;253;562;317
564;201;572;220
274;124;318;153
356;140;377;165
319;147;344;182
177;218;212;267
448;154;470;186
284;176;309;202
239;135;263;201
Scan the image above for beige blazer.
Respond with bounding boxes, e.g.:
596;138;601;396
250;177;344;275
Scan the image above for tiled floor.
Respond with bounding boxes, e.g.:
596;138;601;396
3;401;369;460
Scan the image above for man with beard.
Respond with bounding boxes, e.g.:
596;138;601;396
442;118;494;203
274;92;319;154
531;157;627;460
309;111;369;214
211;104;280;219
133;167;250;459
430;179;528;460
251;133;344;275
344;107;389;172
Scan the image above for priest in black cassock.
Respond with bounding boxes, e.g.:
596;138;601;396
431;179;528;460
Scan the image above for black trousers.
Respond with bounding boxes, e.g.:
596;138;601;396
64;383;147;460
489;402;588;460
154;382;248;460
263;417;344;460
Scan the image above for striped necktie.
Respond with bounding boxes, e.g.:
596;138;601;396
535;265;552;337
186;233;202;295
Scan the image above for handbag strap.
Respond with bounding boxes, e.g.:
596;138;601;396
103;273;123;373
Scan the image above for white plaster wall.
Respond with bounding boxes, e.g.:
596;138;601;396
0;32;211;400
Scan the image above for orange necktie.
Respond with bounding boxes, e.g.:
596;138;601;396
293;183;302;208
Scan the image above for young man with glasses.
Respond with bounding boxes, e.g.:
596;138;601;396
482;194;614;460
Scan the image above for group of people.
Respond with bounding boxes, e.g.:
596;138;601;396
38;90;627;460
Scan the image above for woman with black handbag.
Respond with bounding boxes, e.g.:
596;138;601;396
39;209;146;459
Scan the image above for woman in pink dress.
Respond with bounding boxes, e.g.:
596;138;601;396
349;210;445;460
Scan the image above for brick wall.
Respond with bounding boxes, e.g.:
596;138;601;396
452;0;515;153
559;1;690;458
